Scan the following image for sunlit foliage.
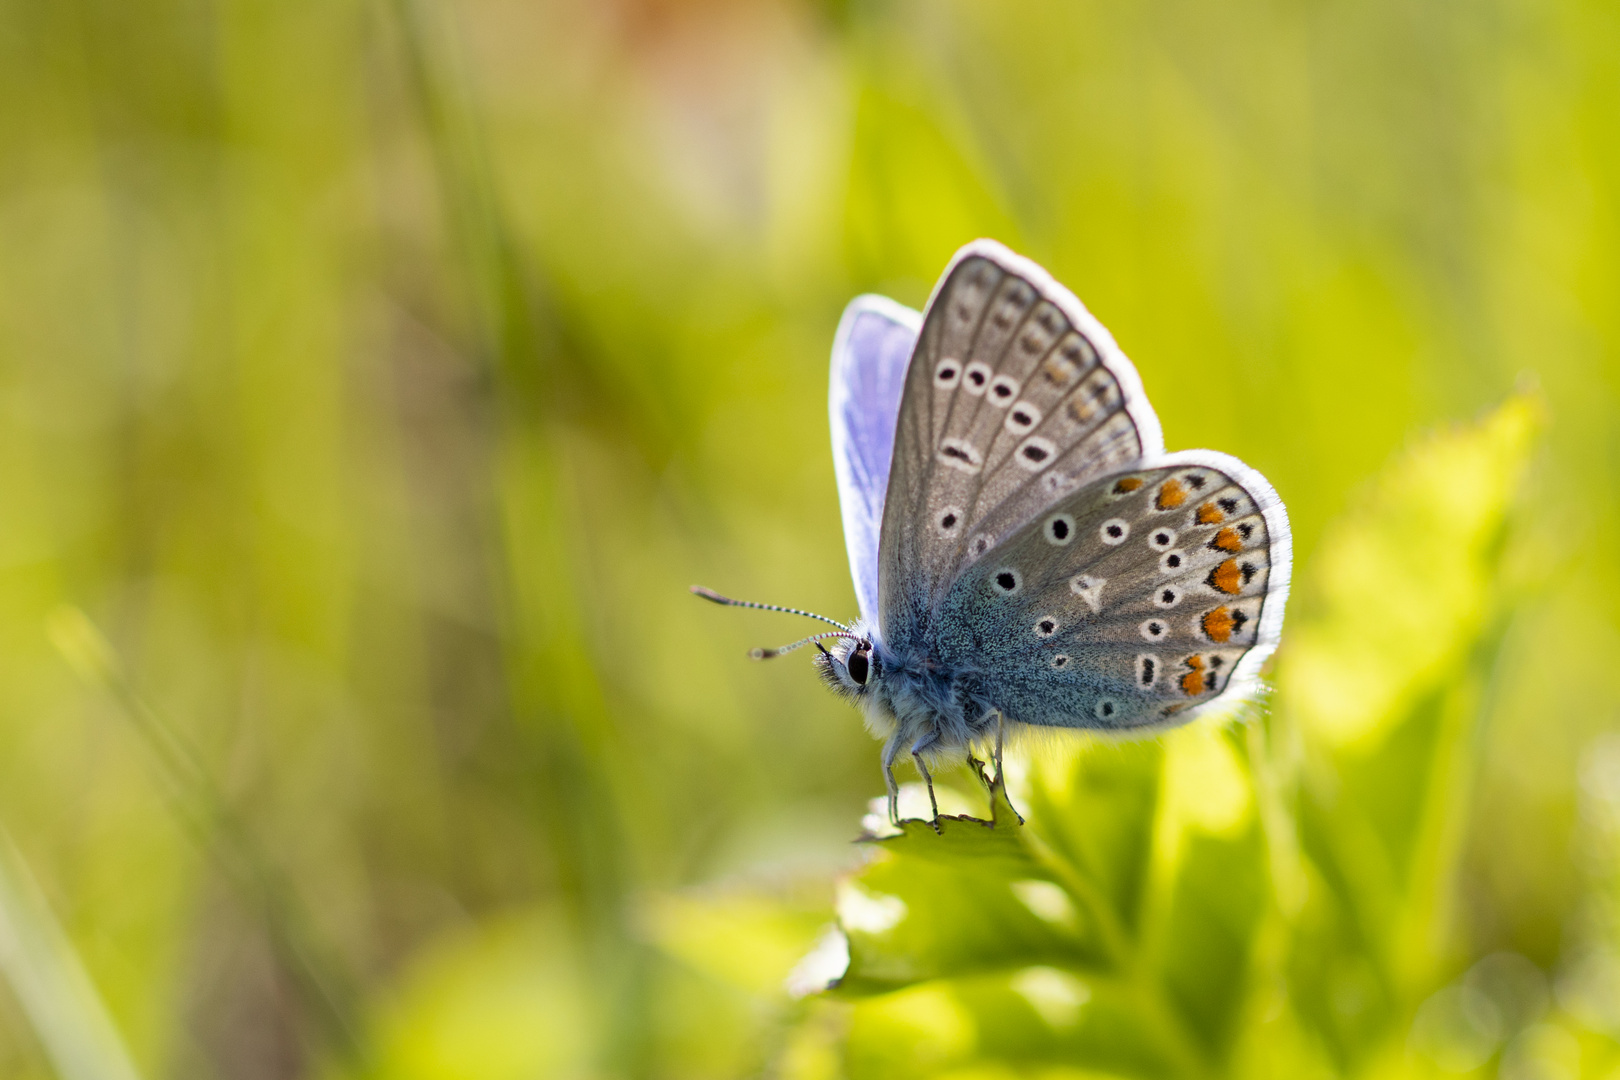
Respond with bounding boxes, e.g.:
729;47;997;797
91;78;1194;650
0;1;1613;1078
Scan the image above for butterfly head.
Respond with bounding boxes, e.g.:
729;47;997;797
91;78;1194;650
815;634;879;699
689;586;873;689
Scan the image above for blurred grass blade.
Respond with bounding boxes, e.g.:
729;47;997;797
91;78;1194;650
47;607;368;1069
0;826;143;1080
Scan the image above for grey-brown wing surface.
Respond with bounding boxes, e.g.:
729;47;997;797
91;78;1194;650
876;240;1165;651
928;455;1292;731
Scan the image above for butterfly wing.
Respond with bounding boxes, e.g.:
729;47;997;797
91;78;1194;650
830;294;921;626
877;240;1165;648
931;453;1292;730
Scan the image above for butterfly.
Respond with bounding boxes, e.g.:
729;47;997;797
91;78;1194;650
696;240;1291;824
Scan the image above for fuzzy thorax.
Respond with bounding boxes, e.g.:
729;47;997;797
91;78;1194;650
816;629;998;771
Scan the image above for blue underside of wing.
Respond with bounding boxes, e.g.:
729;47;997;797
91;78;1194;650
830;298;918;627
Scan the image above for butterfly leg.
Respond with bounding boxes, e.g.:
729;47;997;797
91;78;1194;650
910;733;942;831
965;750;990;789
911;753;940;824
991;711;1006;786
881;737;902;826
986;712;1025;826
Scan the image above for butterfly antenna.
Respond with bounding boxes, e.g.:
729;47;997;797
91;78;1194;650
750;630;858;661
689;586;853;632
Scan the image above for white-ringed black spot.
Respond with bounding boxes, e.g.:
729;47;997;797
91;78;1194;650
1034;617;1059;638
1140;619;1166;641
1043;513;1076;546
988;374;1020;404
936;506;964;536
933;359;962;388
1099;518;1129;545
1159;550;1185;574
1051;654;1070;670
938;437;983;474
1005;402;1041;435
1015;436;1058;471
1094;699;1118;721
969;533;993;559
1149;527;1177;550
992;568;1022;595
962;361;993;396
1155;586;1182;609
1137;654;1159;687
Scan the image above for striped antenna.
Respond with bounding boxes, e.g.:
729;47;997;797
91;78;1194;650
689;586;852;632
749;630;858;661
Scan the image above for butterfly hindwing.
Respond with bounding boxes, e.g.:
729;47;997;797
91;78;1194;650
929;453;1292;730
877;241;1165;649
830;295;920;627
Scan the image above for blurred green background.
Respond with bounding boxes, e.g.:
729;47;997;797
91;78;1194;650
0;0;1616;1077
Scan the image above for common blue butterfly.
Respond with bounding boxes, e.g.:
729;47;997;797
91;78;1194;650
697;240;1291;823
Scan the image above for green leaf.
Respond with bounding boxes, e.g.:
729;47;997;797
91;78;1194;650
837;776;1109;994
1273;395;1540;1070
1279;396;1538;752
831;731;1269;1078
1026;741;1163;941
1155;813;1268;1055
845;972;1181;1080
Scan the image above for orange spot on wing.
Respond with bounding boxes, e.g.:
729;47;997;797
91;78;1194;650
1201;607;1235;643
1208;559;1243;595
1211;526;1243;553
1156;478;1188;509
1179;655;1207;696
1196;501;1224;525
1113;477;1143;494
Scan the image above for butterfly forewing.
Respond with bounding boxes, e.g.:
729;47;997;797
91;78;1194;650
829;297;921;626
877;243;1161;648
929;458;1286;730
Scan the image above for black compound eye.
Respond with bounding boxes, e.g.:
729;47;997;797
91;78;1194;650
847;648;870;685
